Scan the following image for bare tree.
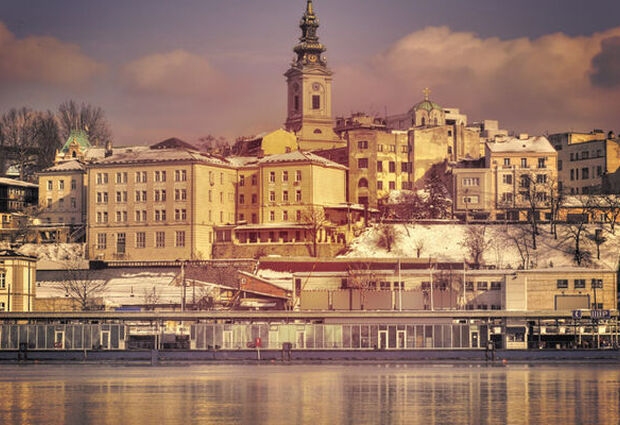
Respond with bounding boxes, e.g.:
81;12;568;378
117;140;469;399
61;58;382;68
33;111;62;171
460;226;491;269
565;197;595;266
0;108;38;180
520;171;554;250
599;194;620;234
345;263;378;310
591;228;607;260
414;239;425;258
302;206;329;257
198;134;230;155
57;100;112;146
56;259;108;310
143;286;161;310
502;225;534;269
547;177;565;240
376;221;397;252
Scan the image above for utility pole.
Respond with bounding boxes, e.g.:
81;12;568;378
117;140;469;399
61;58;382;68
180;260;186;312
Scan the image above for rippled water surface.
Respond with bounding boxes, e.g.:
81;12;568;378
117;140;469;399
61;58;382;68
0;363;619;424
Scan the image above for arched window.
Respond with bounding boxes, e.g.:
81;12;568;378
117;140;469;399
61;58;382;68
433;118;438;126
313;128;322;134
72;151;77;158
421;117;426;126
358;178;369;188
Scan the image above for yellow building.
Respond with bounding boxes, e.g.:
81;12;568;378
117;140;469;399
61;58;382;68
453;136;558;221
0;249;36;312
214;151;349;258
231;129;298;156
86;147;237;261
37;160;87;228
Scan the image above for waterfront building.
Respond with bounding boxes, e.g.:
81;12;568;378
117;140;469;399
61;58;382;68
0;249;36;312
548;129;620;195
452;135;558;221
0;177;38;242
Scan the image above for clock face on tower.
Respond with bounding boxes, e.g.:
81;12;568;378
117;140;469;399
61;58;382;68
312;83;322;91
307;54;318;63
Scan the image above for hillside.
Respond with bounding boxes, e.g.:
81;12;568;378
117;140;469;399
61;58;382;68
343;223;620;270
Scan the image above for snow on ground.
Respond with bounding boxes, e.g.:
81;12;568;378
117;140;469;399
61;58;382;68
17;243;85;261
343;223;620;270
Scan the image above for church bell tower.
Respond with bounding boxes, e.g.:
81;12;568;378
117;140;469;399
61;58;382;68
284;0;341;150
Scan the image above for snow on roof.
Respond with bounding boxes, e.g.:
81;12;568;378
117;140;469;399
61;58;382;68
258;150;347;169
40;160;85;173
486;136;556;154
92;148;232;167
227;156;259;167
0;177;38;188
562;194;620;207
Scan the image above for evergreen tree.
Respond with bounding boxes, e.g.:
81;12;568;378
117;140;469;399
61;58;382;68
424;168;452;219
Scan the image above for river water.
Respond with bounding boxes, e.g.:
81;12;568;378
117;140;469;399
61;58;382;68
0;363;618;424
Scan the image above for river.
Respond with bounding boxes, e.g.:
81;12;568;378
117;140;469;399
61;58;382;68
0;363;618;424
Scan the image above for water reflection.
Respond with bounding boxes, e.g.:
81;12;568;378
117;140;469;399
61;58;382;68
0;364;618;425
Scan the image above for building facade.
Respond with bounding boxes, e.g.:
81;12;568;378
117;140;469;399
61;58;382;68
0;249;36;312
549;130;620;195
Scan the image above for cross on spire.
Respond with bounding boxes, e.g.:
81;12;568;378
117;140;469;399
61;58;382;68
423;87;431;101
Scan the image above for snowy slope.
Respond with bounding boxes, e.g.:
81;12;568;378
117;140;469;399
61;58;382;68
343;223;620;270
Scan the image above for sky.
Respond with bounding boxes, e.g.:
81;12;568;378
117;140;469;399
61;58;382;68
1;0;619;146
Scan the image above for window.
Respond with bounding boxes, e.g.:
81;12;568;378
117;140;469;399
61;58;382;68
401;145;408;153
294;95;299;111
96;173;108;184
377;181;383;190
312;95;320;109
71;198;76;208
175;189;187;201
59;199;64;209
156;231;165;248
0;272;5;289
520;158;527;168
239;175;245;186
176;231;186;247
463;177;480;186
252;194;258;204
503;158;511;167
558;160;562;171
389;145;396;152
519;175;530;188
252;174;258;185
502;175;513;185
175;209;187;221
389;181;396;190
295;190;302;202
574;279;586;289
269;172;276;183
477;281;488;290
401;162;409;173
116;172;127;184
592;279;603;288
296;210;302;221
388;161;396;173
501;193;513;203
377;161;383;172
47;180;53;190
269;211;275;221
283;210;288;221
136;232;146;248
283;191;289;202
175;169;187;182
570;169;575;181
463;195;479;204
97;233;107;250
282;171;289;182
582;151;589;160
269;191;276;202
295;170;302;182
536;174;547;184
59;180;65;191
358;158;368;169
358;178;368;188
537;158;546;169
556;279;569;288
582;167;589;179
465;281;474;291
357;140;368;149
239;194;245;204
490;281;501;290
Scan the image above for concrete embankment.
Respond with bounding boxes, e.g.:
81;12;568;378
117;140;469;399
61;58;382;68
2;349;620;363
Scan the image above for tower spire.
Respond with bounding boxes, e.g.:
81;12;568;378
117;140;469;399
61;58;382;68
293;0;326;67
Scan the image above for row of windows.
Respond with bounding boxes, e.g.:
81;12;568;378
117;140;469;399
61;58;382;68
374;180;412;191
569;150;603;161
46;179;77;191
501;158;547;169
96;189;188;203
464;281;502;291
267;170;303;184
358;159;412;172
96;231;186;250
96;209;188;223
569;166;603;181
46;198;77;209
557;279;603;289
96;170;188;185
265;190;303;203
0;272;5;288
356;141;410;153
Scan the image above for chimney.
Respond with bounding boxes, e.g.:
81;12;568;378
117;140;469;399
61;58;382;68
518;133;528;140
105;140;113;158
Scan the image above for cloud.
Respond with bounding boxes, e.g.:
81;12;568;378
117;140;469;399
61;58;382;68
0;21;104;87
590;36;620;88
335;26;620;133
121;49;225;98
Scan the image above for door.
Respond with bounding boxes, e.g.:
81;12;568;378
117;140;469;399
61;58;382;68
54;331;65;349
471;331;479;348
269;330;279;349
223;331;233;349
296;331;305;349
101;331;110;350
379;330;388;349
397;330;406;349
